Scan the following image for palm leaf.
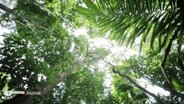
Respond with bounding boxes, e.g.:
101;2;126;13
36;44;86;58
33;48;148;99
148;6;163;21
83;0;99;13
79;0;183;51
76;5;95;18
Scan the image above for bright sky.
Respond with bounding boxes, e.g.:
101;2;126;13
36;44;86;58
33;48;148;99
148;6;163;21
0;23;16;47
0;0;16;46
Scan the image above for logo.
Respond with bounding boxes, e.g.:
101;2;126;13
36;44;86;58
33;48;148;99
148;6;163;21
3;91;41;96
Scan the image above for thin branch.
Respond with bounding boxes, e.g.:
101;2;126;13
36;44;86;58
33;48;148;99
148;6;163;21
161;27;180;84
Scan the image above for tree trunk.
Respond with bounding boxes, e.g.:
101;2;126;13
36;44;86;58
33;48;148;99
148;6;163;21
1;68;75;104
112;67;163;103
5;69;78;104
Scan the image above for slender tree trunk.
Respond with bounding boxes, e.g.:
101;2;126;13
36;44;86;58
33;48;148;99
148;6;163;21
41;68;76;95
112;67;163;103
1;68;76;104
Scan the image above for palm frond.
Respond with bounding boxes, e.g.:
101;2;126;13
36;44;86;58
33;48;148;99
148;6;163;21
78;0;183;51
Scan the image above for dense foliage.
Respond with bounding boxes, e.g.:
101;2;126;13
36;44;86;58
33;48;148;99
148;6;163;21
0;0;184;104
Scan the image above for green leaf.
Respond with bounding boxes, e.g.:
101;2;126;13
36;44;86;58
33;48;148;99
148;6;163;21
83;0;99;13
76;5;94;17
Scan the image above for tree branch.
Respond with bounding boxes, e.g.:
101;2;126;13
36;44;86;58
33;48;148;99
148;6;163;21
41;68;75;95
0;3;14;14
112;66;162;102
100;56;162;102
161;27;180;84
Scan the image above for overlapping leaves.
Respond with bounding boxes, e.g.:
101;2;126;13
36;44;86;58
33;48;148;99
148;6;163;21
0;0;74;91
